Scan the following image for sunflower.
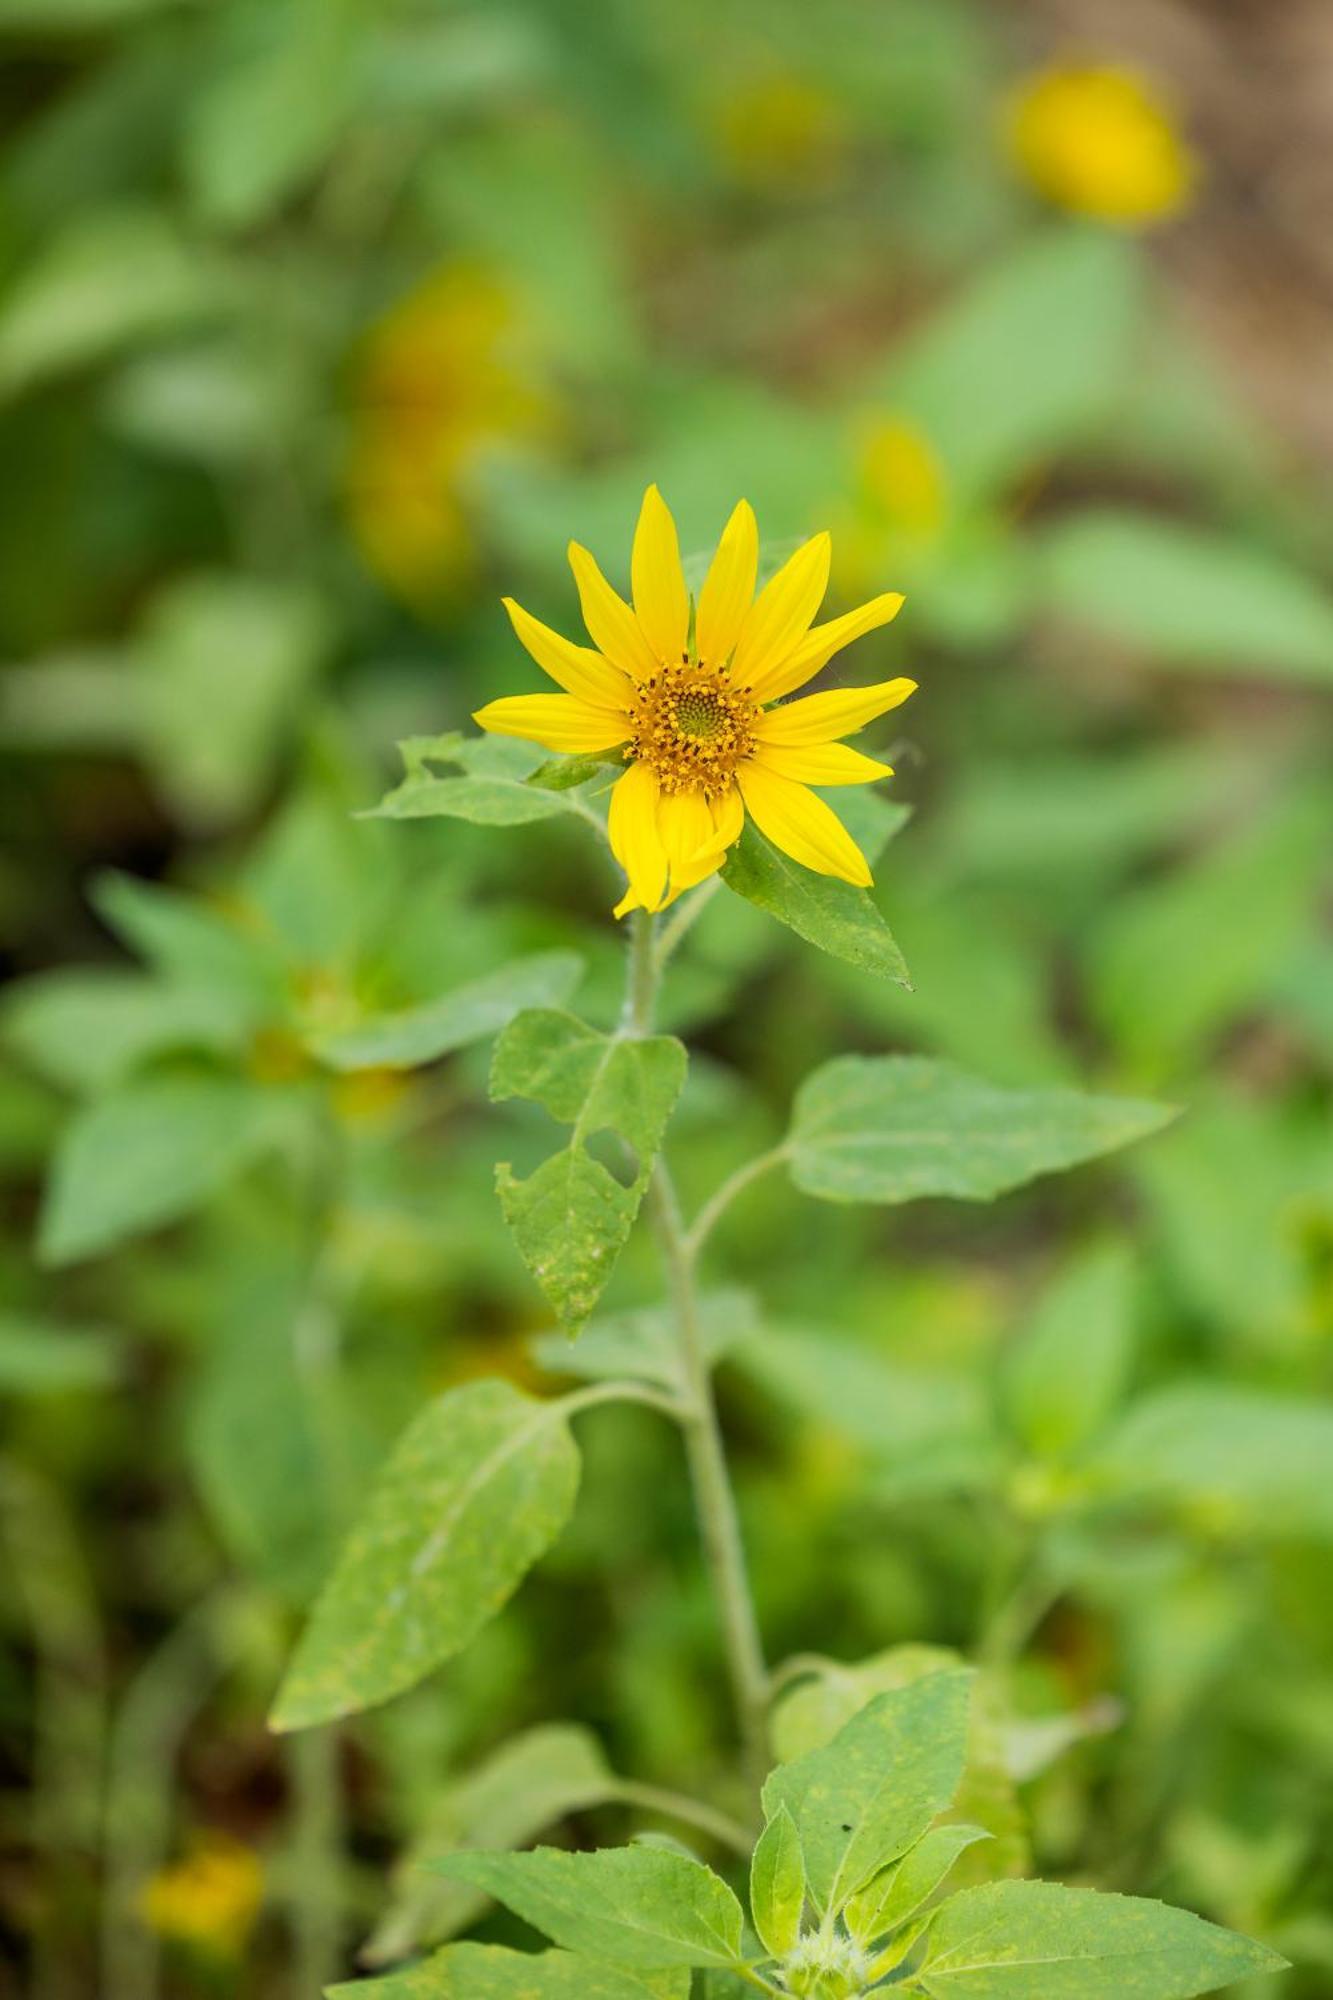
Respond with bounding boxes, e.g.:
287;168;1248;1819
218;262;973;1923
475;487;914;916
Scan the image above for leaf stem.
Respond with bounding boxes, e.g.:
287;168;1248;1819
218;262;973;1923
557;1379;685;1424
686;1145;791;1262
654;875;721;970
627;908;770;1800
608;1780;754;1857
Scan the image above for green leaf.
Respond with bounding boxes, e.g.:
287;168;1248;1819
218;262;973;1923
735;1323;986;1468
2;968;247;1093
491;1010;687;1331
370;735;592;826
998;1243;1136;1462
0;206;231;399
38;1075;273;1267
762;1670;972;1916
270;1381;580;1730
787;1057;1174;1206
315;953;584;1072
884;229;1142;502
435;1846;745;1970
0;1316;121;1394
528;753;622;792
846;1824;991;1946
1037;509;1333;686
90;871;282;1018
750;1805;806;1959
1086;796;1330;1074
722;794;911;984
364;1725;620;1967
330;1942;688;1999
1090;1386;1333;1543
770;1648;1029;1889
137;574;331;829
530;1290;758;1394
917;1880;1285;1998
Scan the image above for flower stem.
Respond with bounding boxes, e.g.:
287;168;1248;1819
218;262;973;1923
627;908;770;1797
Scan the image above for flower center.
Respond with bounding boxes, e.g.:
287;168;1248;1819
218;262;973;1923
625;664;757;797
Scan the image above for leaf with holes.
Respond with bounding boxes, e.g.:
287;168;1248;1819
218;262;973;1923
491;1009;687;1332
270;1381;579;1730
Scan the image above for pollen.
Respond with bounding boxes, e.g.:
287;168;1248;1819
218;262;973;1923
625;664;757;798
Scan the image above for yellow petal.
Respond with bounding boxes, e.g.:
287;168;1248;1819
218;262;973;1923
754;676;917;747
654;787;736;907
708;782;745;853
503;597;633;709
730;531;830;687
748;591;905;702
751;740;893;786
568;542;659;680
695;499;758;668
736;761;872;885
473;694;628;754
631;484;690;666
608;761;668;913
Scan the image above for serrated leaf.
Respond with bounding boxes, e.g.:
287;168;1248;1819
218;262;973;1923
315;952;584;1072
917;1880;1285;1999
271;1382;579;1729
38;1074;273;1266
770;1647;1028;1891
330;1941;688;1999
364;1725;620;1966
435;1847;745;1970
1037;508;1333;686
1089;1386;1333;1542
846;1824;991;1945
762;1670;972;1916
530;1291;758;1393
370;735;588;826
787;1057;1173;1205
722;795;910;984
750;1805;806;1959
491;1010;686;1331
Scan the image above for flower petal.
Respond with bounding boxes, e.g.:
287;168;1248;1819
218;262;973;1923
568;542;659;680
473;694;628;754
736;761;872;885
695;499;758;668
608;761;668;913
751;740;893;786
754;677;917;747
631;484;690;665
748;590;906;702
654;786;737;906
730;531;831;687
503;597;632;708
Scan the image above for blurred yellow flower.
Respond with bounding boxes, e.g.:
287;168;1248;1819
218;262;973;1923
139;1834;263;1958
1006;63;1196;226
712;73;846;187
345;266;553;605
834;416;949;599
475;486;914;915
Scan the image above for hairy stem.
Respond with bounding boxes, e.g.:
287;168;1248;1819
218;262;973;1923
627;908;770;1796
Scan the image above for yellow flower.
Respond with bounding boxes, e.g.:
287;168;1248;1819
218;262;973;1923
139;1834;263;1958
475;487;914;916
1006;63;1196;226
344;265;553;604
712;73;846;188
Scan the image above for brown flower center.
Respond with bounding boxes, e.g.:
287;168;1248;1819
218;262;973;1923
625;664;757;797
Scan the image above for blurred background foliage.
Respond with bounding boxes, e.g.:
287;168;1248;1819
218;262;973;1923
0;0;1331;1995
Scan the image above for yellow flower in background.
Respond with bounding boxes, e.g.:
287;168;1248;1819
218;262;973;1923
1006;63;1196;226
345;265;553;605
475;487;914;916
859;418;949;546
140;1834;263;1958
712;73;846;188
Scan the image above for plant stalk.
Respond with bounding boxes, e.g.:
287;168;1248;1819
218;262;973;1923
627;908;770;1796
